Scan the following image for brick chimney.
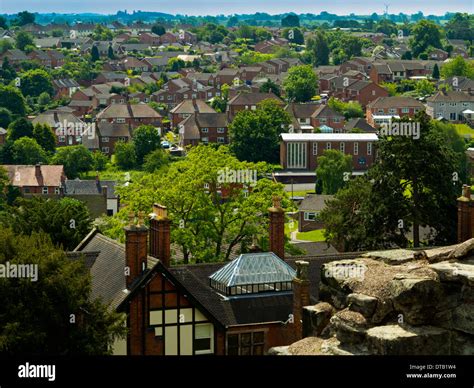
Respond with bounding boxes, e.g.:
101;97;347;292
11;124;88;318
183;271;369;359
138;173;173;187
292;260;310;341
457;184;473;243
149;203;172;268
268;195;285;260
124;211;148;289
35;163;44;187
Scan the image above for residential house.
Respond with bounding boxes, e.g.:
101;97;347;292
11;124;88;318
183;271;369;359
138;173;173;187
96;103;162;129
426;91;474;125
366;96;426;127
170;99;216;128
311;105;345;132
285;103;322;133
2;164;66;196
52;78;80;98
96;122;132;156
178;112;229;146
0;49;29;67
27;50;52;67
298;194;334;232
227;92;283;119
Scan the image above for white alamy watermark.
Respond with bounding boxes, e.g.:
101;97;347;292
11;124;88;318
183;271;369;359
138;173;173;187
217;168;257;187
0;261;38;282
55;120;96;140
379;121;420;140
18;363;55;382
324;263;367;281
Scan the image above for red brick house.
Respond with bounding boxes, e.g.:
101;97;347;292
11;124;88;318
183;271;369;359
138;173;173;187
227;92;283;119
96;103;162;129
170;99;216;128
53;78;80;98
297;194;333;232
2;164;66;196
366;96;426;127
311;105;345;132
280;132;378;172
27;50;52;67
178;112;229;146
73;202;312;355
96;122;132;155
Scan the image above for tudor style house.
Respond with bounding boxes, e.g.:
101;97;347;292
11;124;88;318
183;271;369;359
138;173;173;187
73;201;313;355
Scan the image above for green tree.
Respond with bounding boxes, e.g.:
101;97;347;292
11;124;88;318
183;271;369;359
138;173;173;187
51;145;94;179
12;10;35;26
414;79;435;97
410;20;442;58
0;108;12;129
8;118;33;141
167;57;186;71
0;85;27;116
306;32;329;66
283;65;318;103
440;56;474;79
328;97;364;119
143;148;169;173
91;45;100;62
92;151;109;171
151;24;166;36
20;69;54;98
0;57;17;83
33;123;56;154
283;28;304;45
15;31;34;51
320;177;372;251
445;13;474;41
281;14;300;27
133;125;161;165
12;137;47;165
229;99;290;163
114;141;137;170
0;16;7;30
107;44;115;60
0;227;126;354
316;149;352;194
259;79;281;97
432;63;440;80
37;91;51;107
111;145;290;262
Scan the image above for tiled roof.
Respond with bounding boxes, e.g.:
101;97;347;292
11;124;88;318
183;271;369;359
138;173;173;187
228;92;282;105
298;194;334;212
3;164;64;187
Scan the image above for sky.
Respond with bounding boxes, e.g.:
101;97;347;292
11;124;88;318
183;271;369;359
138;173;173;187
0;0;472;16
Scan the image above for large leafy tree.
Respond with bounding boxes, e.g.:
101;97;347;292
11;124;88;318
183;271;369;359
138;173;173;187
229;99;290;163
7;118;33;141
410;20;443;58
281;14;300;27
51;145;94;179
283;65;318;102
20;69;54;97
108;146;290;263
12;137;47;165
0;85;27;117
440;56;474;79
33;123;56;154
114;141;137;170
0;227;126;355
14;31;34;51
132;125;161;165
316;150;352;194
4;197;92;250
445;13;474;41
306;32;329;66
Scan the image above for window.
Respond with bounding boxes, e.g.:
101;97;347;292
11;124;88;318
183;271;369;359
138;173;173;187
68;137;73;145
120;99;125;103
102;147;110;153
340;142;345;153
24;187;30;194
377;109;384;114
183;94;188;99
304;212;318;221
326;142;331;150
201;137;209;144
227;331;265;356
319;118;327;123
42;187;48;195
58;136;65;142
333;118;340;123
286;142;307;169
251;105;257;110
54;187;60;195
367;142;372;155
372;90;376;96
354;142;359;155
195;324;213;354
217;137;225;144
167;95;172;101
119;137;127;142
389;108;397;114
102;137;109;143
312;142;318;155
160;96;164;101
217;127;225;133
414;108;420;113
201;128;209;133
116;118;125;123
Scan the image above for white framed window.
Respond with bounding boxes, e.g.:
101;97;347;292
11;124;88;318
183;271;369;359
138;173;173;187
320;118;327;123
312;142;318;155
372;90;376;96
402;108;409;113
54;187;60;195
68;137;73;145
160;96;164;101
217;127;225;133
201;137;209;143
167;95;172;101
377;109;384;114
42;187;48;194
340;142;345;153
326;142;331;150
201;128;209;133
120;99;125;103
354;142;359;155
389;108;397;114
102;147;110;153
119;137;127;141
286;142;307;169
217;137;225;143
194;323;214;355
116;118;126;123
251;105;256;110
58;136;65;142
304;212;318;221
333;118;340;123
183;94;188;99
367;142;372;155
102;137;109;143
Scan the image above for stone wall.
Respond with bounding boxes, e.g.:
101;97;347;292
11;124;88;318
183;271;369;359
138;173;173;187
281;240;474;355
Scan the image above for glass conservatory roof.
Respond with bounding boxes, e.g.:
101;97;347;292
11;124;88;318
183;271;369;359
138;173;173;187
209;252;296;289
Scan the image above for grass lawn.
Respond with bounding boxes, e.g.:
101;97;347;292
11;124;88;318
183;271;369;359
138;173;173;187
454;124;474;139
286;190;315;197
296;228;327;242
